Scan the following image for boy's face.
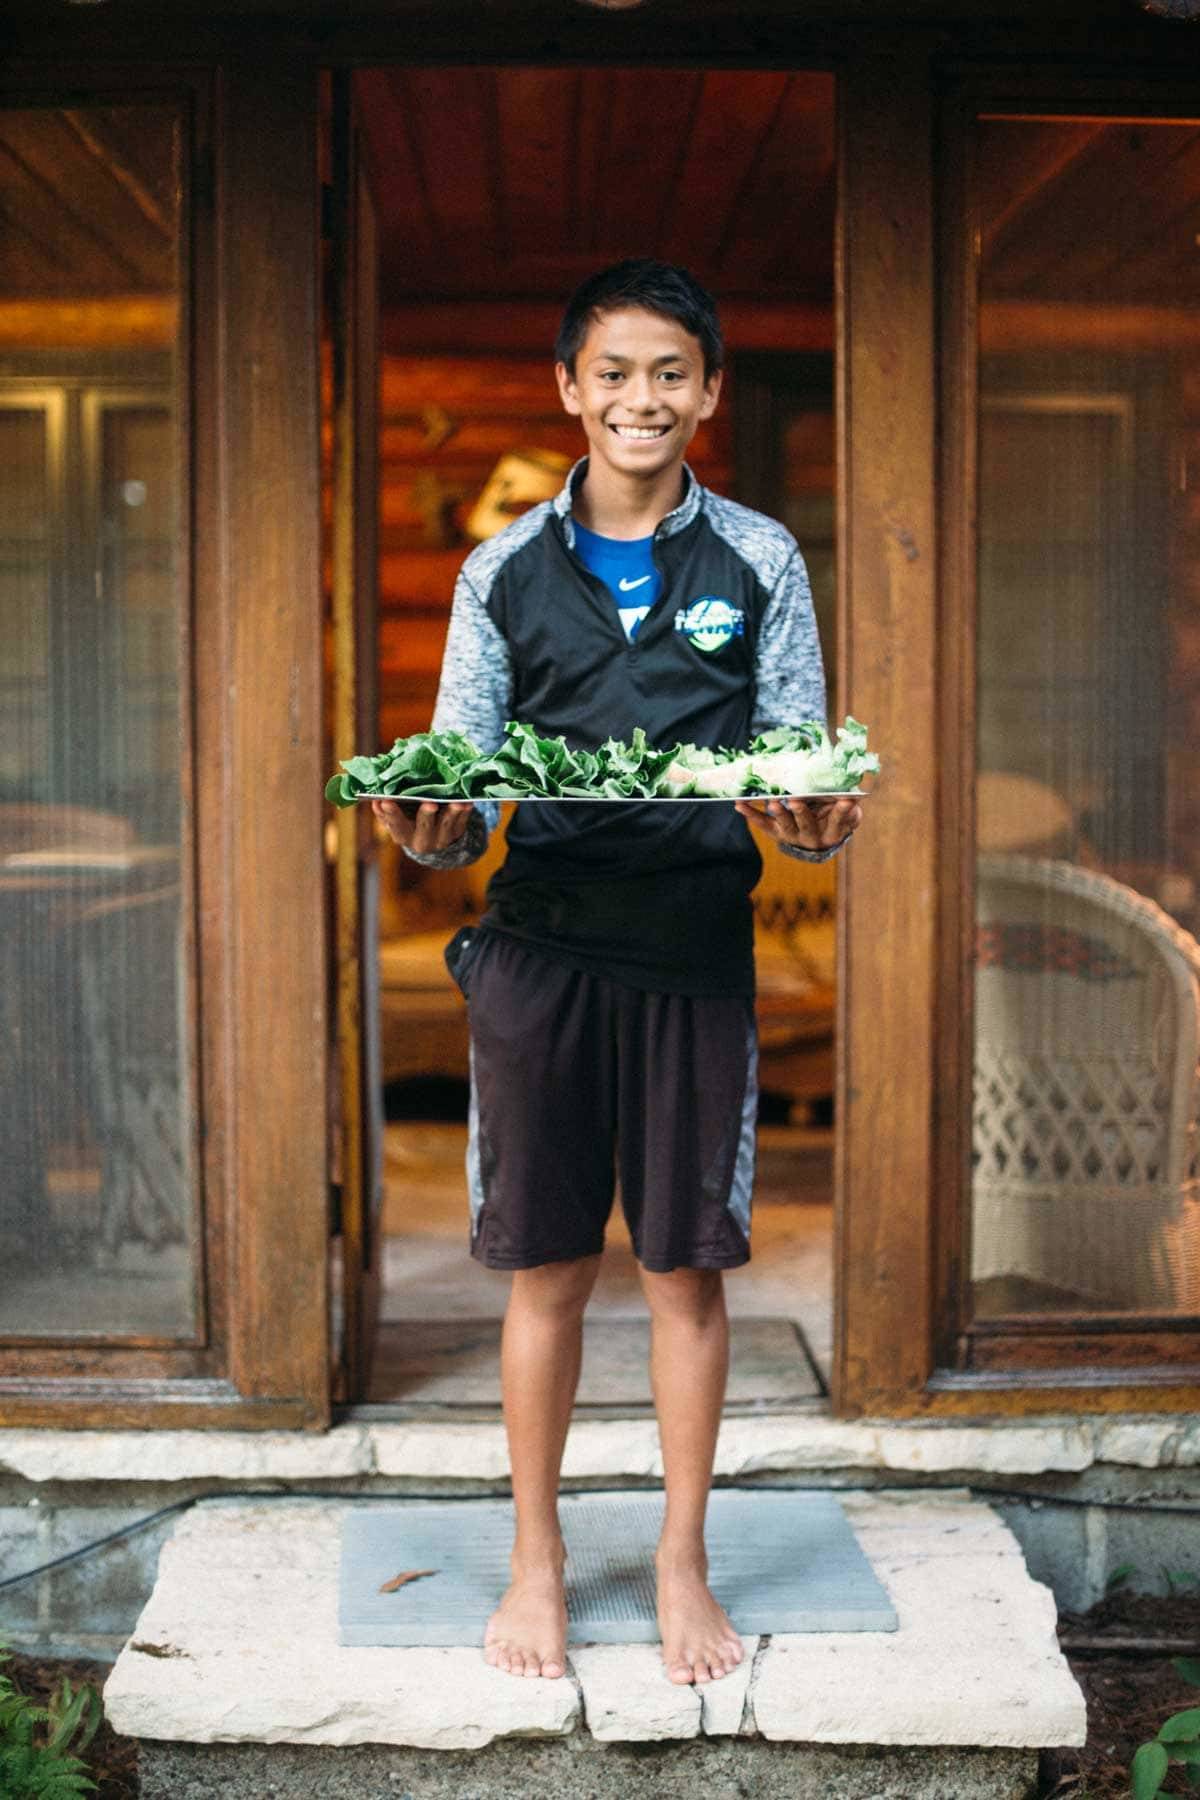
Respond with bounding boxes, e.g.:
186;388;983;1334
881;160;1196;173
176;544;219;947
555;306;722;485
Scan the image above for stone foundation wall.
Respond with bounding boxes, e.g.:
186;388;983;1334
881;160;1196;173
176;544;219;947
137;1734;1039;1800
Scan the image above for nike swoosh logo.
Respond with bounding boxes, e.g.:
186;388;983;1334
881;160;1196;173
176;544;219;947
618;575;652;592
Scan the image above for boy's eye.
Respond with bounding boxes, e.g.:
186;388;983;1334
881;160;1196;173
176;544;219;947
598;370;624;382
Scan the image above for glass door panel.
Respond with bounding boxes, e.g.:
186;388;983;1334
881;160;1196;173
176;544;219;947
970;114;1200;1327
0;101;199;1341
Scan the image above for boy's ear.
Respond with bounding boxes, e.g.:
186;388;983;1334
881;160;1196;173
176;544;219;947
555;360;583;417
698;367;724;421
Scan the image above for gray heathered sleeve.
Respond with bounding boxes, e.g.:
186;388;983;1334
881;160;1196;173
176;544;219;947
749;532;847;865
750;545;827;740
400;563;511;869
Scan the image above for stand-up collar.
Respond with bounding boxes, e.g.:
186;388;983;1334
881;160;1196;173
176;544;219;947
552;457;703;550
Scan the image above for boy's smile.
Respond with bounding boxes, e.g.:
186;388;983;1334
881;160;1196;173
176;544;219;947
556;305;722;493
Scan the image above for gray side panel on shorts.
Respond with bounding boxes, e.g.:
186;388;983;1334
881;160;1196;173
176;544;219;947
466;1038;485;1231
726;1010;759;1238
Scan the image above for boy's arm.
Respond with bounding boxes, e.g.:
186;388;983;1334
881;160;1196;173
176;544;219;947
401;567;511;870
752;546;847;865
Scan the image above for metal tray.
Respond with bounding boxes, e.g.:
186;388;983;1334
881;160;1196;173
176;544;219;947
352;790;867;804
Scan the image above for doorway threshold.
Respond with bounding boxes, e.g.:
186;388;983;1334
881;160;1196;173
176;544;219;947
338;1394;835;1425
358;1313;829;1413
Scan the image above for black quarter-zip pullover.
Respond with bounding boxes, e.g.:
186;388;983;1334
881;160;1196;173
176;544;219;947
419;459;840;995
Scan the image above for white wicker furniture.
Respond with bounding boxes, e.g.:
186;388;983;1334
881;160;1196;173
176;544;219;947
972;854;1200;1312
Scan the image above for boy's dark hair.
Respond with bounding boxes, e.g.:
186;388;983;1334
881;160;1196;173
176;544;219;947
554;259;724;378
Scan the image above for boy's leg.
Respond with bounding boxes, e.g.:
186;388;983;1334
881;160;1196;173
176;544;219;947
463;936;618;1679
615;985;757;1685
484;1252;601;1679
641;1264;744;1686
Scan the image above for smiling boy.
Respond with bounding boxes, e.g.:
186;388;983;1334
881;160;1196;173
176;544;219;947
373;260;861;1687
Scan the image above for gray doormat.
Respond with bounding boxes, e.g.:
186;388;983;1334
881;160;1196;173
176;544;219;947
369;1316;823;1407
339;1490;897;1646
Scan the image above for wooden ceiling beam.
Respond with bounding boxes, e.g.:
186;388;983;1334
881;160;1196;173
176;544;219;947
977;118;1107;263
982;299;1200;349
60;109;173;239
380;298;833;354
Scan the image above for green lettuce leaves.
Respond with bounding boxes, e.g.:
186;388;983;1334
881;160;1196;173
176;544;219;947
324;718;879;806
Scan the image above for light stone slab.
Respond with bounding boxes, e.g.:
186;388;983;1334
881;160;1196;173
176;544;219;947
11;1410;1200;1485
0;1426;372;1483
104;1502;578;1750
1094;1417;1200;1468
368;1415;1099;1483
371;1421;513;1481
103;1488;1087;1755
570;1644;701;1740
698;1634;759;1736
751;1489;1087;1747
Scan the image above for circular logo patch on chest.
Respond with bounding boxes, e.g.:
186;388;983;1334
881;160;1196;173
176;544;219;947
674;596;745;653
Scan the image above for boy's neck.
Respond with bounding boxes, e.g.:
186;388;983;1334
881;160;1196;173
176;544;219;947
571;459;687;541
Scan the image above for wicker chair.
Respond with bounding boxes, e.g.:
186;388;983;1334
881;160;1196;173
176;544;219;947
972;854;1200;1312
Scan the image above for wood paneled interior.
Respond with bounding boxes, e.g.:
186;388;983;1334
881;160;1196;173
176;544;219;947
0;106;178;297
342;66;840;748
977;116;1200;303
356;69;835;306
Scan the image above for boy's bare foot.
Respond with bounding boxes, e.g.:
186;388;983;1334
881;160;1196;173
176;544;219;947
483;1546;568;1679
655;1547;744;1685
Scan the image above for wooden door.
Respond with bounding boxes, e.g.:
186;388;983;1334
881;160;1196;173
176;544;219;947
328;71;384;1403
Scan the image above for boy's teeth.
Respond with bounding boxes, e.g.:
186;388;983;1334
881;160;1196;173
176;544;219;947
614;425;667;438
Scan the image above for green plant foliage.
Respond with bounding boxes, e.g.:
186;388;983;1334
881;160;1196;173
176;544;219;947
1132;1740;1170;1798
1159;1708;1200;1742
0;1644;100;1798
325;717;880;805
1129;1699;1200;1797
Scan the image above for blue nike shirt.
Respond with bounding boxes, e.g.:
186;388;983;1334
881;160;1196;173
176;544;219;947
571;521;663;641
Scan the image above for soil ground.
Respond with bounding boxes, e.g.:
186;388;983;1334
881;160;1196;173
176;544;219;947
1041;1588;1200;1799
6;1589;1200;1798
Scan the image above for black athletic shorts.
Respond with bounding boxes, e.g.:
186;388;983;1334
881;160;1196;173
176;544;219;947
448;927;757;1274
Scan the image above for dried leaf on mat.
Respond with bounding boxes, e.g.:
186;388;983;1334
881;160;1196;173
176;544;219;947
379;1568;437;1593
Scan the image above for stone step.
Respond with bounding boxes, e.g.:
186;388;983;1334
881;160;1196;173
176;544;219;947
104;1487;1087;1800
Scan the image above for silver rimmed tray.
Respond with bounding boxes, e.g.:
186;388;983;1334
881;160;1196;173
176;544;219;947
352;789;867;804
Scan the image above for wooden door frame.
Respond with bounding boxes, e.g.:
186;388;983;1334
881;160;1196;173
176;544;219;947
0;60;331;1428
835;55;1200;1417
5;18;1199;1428
328;69;384;1404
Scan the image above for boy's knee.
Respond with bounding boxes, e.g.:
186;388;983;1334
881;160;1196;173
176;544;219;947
510;1254;601;1319
640;1265;725;1323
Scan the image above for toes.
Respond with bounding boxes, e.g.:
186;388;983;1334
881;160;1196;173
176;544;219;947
692;1659;713;1684
667;1660;694;1685
542;1658;565;1680
482;1644;499;1667
522;1657;542;1677
507;1651;526;1677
